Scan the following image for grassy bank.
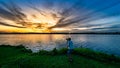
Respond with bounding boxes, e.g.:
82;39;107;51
0;45;120;68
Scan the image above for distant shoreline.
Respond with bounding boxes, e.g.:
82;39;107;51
0;33;120;35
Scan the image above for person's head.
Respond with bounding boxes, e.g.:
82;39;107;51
66;38;71;41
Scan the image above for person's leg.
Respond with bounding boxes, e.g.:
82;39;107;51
67;49;70;57
67;49;70;59
69;49;73;61
67;49;73;62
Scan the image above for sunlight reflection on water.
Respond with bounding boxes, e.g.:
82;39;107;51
0;34;120;56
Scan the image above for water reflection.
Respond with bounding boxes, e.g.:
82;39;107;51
0;34;67;52
0;34;120;56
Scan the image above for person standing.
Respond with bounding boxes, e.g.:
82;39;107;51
66;38;74;62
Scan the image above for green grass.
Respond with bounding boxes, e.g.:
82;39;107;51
0;45;120;68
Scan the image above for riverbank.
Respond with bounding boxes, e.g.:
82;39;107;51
0;45;120;68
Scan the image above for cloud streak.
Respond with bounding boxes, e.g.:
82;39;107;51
0;0;120;32
50;0;120;28
0;22;25;28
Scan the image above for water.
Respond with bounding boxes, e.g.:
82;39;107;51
0;34;120;56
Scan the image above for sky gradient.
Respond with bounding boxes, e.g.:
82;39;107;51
0;0;120;33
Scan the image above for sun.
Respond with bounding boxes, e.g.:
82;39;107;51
23;11;60;31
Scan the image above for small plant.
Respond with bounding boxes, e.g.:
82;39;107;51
15;45;25;49
50;48;58;55
38;50;50;55
58;48;68;55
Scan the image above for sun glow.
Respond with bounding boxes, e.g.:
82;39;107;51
52;28;72;31
0;0;89;33
18;10;61;32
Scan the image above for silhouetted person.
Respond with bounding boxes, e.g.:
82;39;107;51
66;38;74;62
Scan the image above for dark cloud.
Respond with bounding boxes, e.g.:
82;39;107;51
0;1;28;27
0;6;17;21
0;22;25;28
0;0;120;32
50;0;120;28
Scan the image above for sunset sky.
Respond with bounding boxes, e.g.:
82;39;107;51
0;0;120;33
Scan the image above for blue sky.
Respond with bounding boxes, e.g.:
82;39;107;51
0;0;120;33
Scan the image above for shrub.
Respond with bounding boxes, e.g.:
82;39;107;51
50;48;58;55
38;50;50;55
57;48;68;55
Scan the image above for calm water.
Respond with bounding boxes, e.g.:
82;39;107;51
0;34;120;56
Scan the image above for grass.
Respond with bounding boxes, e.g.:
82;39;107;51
0;45;120;68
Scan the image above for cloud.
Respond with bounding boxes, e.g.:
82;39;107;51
0;0;120;32
79;16;120;31
0;1;28;26
0;22;25;28
49;0;120;28
0;6;16;21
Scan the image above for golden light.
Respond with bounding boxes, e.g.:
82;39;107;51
23;11;60;31
0;9;65;33
52;28;72;31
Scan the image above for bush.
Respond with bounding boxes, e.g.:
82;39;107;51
38;50;50;55
50;48;58;55
57;48;68;55
15;45;25;49
20;48;32;53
